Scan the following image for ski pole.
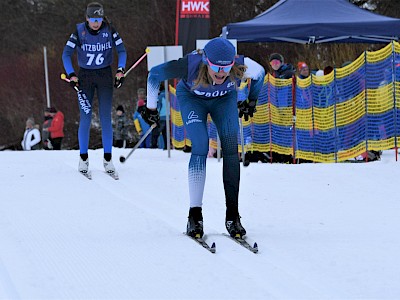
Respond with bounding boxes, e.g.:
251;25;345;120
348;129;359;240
239;118;250;167
60;74;91;114
119;123;157;163
124;49;150;77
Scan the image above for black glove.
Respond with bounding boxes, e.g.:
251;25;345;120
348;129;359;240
68;72;79;90
114;67;125;89
238;99;257;121
141;107;160;126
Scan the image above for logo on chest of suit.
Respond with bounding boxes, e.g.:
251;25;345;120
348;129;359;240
193;81;236;98
186;111;202;125
194;90;229;97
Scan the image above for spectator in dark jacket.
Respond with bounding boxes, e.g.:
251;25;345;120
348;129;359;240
42;108;54;150
269;53;295;79
113;105;128;148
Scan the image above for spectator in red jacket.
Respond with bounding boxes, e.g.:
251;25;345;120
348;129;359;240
44;107;64;150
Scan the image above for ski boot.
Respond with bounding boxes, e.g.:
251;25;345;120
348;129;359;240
78;158;89;174
225;209;246;238
186;207;204;238
103;159;116;174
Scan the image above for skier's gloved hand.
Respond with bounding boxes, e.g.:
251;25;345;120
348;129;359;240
68;73;79;90
114;67;125;89
238;99;257;121
141;107;160;126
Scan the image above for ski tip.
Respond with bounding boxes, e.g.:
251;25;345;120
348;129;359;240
80;171;92;179
253;242;258;253
106;172;119;180
211;242;216;253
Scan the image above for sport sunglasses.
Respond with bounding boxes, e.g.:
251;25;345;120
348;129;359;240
89;17;103;23
206;58;235;73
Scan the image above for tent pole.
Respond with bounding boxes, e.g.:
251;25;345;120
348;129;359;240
222;27;227;39
392;41;398;161
292;75;297;164
364;51;369;162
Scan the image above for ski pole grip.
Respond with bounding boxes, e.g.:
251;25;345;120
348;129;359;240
61;73;80;92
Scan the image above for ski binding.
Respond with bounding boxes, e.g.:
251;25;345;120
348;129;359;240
223;233;258;253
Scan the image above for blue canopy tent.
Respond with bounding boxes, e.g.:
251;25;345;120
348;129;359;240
222;0;400;44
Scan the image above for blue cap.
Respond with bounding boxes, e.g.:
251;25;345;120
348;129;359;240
203;38;235;66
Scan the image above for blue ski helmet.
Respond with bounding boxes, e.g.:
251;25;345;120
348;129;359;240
203;38;236;66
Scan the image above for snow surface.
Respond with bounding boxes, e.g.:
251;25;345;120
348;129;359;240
0;148;399;299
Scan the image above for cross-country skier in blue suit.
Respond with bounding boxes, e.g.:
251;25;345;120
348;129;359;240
142;37;265;238
62;2;127;178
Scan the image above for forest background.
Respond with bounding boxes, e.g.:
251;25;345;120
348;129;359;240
1;0;400;150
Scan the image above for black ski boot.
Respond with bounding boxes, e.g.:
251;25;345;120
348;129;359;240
186;207;204;238
225;208;246;238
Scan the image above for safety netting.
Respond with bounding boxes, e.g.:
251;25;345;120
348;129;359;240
169;41;400;162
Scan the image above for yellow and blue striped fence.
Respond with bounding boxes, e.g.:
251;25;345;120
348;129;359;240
169;41;400;162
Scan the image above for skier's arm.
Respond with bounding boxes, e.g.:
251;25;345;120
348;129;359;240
62;29;79;76
244;57;266;101
111;26;127;69
147;56;188;109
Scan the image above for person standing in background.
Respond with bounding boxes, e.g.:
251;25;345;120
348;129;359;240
42;108;54;150
269;53;295;79
297;62;310;79
133;100;152;148
21;118;41;151
136;88;147;105
151;84;168;149
44;107;64;150
113;105;128;148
